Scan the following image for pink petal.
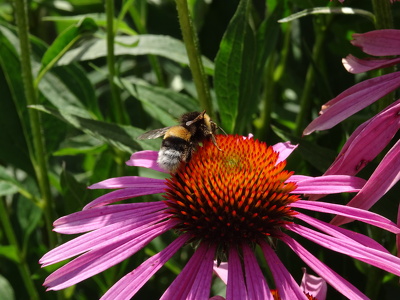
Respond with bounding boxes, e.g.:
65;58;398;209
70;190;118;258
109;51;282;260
43;220;176;290
126;150;167;173
213;262;228;285
303;71;400;134
226;247;248;300
100;234;189;300
53;202;167;234
291;200;400;234
186;245;215;300
272;142;298;163
242;244;272;300
343;54;400;73
288;223;400;276
260;241;308;300
397;205;400;258
295;212;390;253
323;99;400;177
83;186;166;210
300;268;327;300
88;176;166;189
351;30;400;56
160;243;215;300
41;213;167;266
331;140;400;226
281;234;368;300
290;175;365;194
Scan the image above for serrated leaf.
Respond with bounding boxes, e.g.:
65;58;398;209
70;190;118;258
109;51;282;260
57;35;215;75
214;0;256;133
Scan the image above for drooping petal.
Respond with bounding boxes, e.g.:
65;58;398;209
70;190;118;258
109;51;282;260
41;214;167;266
53;202;167;234
242;244;272;300
303;71;400;134
291;175;365;194
88;176;166;189
300;268;327;300
186;245;216;300
294;212;390;252
100;234;190;300
331;140;400;226
43;220;176;291
343;54;400;74
322;99;400;177
272;142;298;163
126;150;167;173
160;243;215;300
260;241;308;300
226;247;248;300
288;224;400;276
291;200;400;234
281;234;368;300
351;29;400;56
83;186;166;210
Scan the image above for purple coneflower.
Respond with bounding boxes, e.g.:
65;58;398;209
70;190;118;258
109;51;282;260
40;135;400;299
303;29;400;224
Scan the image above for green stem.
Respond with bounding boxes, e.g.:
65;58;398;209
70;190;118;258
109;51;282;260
371;0;395;111
294;17;328;136
105;0;127;125
0;198;39;300
175;0;213;116
14;0;55;247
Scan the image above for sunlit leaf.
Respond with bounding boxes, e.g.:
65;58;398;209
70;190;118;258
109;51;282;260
57;35;215;75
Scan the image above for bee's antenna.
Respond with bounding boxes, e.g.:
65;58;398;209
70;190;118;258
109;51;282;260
218;126;227;135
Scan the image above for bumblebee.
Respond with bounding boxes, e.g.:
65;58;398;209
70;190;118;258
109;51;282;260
137;111;221;173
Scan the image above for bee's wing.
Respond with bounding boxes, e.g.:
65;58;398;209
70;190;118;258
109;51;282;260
137;127;172;140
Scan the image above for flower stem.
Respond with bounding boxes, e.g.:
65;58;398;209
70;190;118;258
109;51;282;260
0;198;39;300
175;0;213;116
294;17;328;136
14;0;55;247
106;0;128;125
371;0;395;111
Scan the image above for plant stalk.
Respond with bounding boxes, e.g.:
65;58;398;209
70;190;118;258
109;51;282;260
175;0;213;116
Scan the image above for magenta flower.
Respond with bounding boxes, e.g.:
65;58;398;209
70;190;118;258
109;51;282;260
303;29;400;216
40;135;400;299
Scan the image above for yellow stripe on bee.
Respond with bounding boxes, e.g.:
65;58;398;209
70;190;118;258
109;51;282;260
164;126;191;141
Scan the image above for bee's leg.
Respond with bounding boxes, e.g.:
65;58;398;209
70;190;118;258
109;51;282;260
211;135;223;151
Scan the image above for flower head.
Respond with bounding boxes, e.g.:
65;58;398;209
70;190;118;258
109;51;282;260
40;135;400;299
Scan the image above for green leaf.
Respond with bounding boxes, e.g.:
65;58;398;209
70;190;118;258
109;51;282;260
120;77;198;127
43;14;137;36
30;105;159;153
60;167;89;213
214;0;256;133
0;274;16;300
17;197;42;242
0;245;19;263
57;35;215;75
36;17;98;85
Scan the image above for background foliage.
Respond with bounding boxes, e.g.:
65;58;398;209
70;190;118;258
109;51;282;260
0;0;399;299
